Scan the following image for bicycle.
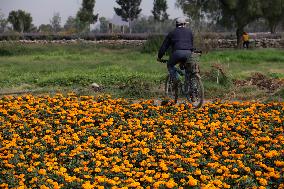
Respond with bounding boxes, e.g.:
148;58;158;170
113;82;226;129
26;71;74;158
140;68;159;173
159;50;204;108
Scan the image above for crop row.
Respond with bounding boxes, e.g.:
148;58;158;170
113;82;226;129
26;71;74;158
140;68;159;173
0;94;283;188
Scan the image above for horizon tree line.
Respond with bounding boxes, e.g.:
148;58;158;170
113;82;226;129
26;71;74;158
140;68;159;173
0;0;283;38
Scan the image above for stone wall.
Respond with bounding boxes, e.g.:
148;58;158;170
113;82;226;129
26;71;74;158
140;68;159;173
0;38;283;49
0;39;146;47
203;38;284;49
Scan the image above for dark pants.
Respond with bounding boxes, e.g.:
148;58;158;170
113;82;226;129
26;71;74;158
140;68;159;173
243;41;249;49
167;50;192;81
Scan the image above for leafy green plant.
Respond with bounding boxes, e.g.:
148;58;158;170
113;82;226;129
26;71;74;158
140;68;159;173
141;34;165;54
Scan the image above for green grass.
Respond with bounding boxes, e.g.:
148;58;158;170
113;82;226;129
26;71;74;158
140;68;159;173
0;43;283;100
200;49;284;79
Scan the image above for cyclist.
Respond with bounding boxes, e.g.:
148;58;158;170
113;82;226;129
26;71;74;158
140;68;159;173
157;17;194;88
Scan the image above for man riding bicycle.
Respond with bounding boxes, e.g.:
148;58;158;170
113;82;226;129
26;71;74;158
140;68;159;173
157;17;194;88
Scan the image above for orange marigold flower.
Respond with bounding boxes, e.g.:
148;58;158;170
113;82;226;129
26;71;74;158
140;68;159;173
162;173;170;179
274;160;284;167
188;176;198;186
265;150;279;158
222;151;229;157
258;178;268;186
38;169;46;175
165;179;177;188
244;167;251;172
255;171;262;177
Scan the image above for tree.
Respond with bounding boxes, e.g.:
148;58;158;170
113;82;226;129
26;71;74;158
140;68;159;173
114;0;142;33
131;15;173;33
176;0;219;26
8;10;33;33
50;12;61;33
282;16;284;31
219;0;263;46
176;0;263;47
152;0;169;22
0;10;8;33
38;24;53;33
76;0;98;32
261;0;284;33
64;16;77;32
99;17;109;33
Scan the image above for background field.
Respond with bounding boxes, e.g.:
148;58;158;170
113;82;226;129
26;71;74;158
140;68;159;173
0;43;283;101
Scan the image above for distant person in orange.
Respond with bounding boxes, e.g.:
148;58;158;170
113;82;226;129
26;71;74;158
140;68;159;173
242;32;250;49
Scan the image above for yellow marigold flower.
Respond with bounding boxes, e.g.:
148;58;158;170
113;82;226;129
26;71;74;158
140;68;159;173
259;146;266;152
72;133;80;141
195;169;202;175
19;154;25;160
59;167;67;173
213;179;223;187
94;168;101;172
112;165;120;173
84;175;91;179
196;131;203;136
232;168;238;173
73;168;80;173
82;181;94;189
216;169;223;174
200;175;208;182
145;176;154;183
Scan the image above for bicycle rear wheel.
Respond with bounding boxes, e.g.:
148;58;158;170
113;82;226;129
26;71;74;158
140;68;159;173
185;75;204;108
165;75;178;103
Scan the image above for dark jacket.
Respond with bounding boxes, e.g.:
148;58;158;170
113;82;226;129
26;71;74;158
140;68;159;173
158;27;194;59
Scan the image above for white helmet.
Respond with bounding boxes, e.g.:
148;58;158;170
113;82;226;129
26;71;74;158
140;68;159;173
176;17;189;25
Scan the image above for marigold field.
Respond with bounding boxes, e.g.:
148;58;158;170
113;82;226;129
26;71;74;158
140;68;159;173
0;94;283;189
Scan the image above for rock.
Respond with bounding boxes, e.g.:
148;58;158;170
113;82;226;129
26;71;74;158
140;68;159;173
91;82;102;92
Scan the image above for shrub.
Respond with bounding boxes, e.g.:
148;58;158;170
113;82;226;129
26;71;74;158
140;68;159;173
141;34;165;54
0;31;22;40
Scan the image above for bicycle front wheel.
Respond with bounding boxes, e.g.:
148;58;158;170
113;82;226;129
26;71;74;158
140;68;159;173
185;74;204;108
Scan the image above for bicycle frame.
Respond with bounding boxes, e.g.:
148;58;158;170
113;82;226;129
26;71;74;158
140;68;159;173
159;51;204;107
